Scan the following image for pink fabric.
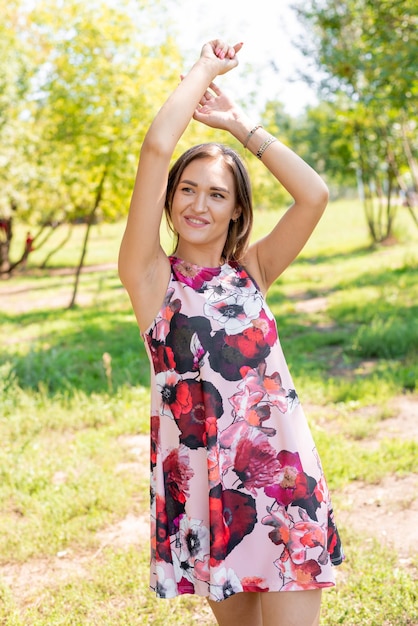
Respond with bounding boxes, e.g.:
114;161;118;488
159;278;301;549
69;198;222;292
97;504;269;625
142;257;343;602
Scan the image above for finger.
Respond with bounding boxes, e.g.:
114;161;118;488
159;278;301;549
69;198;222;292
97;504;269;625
199;90;212;106
208;81;221;95
226;42;243;59
214;41;229;59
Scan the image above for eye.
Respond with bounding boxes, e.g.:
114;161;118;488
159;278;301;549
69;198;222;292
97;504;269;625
180;186;194;194
211;192;225;199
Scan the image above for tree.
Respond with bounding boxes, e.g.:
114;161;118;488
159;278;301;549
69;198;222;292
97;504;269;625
0;0;183;304
0;1;40;270
296;0;418;242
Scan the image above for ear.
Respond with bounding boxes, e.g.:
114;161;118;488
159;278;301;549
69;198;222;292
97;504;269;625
232;206;242;222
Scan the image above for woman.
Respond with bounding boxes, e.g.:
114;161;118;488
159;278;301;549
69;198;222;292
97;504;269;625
119;39;343;626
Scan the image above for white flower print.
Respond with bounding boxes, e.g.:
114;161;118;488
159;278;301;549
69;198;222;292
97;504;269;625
155;369;182;418
155;565;177;599
204;292;264;335
210;566;243;601
190;332;205;369
179;516;210;564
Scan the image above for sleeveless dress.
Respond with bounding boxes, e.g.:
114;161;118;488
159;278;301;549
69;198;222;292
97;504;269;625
142;256;344;602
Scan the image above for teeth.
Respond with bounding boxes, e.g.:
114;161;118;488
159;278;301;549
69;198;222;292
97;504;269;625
188;218;206;224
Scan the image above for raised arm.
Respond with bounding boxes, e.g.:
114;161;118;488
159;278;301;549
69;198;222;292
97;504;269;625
118;41;242;330
193;84;329;294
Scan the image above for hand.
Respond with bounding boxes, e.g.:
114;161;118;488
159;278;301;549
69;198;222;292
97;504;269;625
199;39;243;77
192;81;242;131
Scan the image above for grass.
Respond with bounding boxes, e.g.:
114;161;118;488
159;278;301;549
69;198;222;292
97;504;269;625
1;199;417;624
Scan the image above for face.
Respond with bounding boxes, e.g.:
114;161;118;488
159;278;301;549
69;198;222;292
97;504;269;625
170;157;240;257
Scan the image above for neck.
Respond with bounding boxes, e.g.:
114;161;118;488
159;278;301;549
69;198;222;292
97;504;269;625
174;244;225;268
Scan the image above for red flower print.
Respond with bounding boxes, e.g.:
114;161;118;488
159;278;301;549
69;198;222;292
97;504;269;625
177;576;195;595
264;450;305;506
208;329;257;380
171;257;222;289
148;287;181;342
225;327;270;360
229;370;265;419
218;419;250;474
263;371;289;413
203;415;219;448
251;308;277;346
277;450;303;471
262;505;327;566
163;447;193;505
293;473;322;521
204;417;221;488
241;577;269;593
163;447;194;534
233;430;282;494
146;339;176;374
245;405;274;435
327;508;344;565
174;380;223;449
209;485;257;564
156;370;193;419
231;363;288;417
155;495;172;563
275;557;327;591
150;414;160;470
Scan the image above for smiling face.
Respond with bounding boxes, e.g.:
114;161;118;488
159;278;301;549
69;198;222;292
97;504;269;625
170;157;240;265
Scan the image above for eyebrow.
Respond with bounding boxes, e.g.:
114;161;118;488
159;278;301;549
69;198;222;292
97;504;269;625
180;179;231;194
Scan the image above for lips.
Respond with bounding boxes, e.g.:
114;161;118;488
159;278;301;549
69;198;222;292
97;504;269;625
184;215;210;227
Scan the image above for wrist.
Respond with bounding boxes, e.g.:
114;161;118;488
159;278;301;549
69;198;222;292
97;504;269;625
234;121;279;160
192;57;219;80
228;115;261;145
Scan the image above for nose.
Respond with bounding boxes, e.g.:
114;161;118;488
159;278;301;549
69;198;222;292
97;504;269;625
192;193;208;213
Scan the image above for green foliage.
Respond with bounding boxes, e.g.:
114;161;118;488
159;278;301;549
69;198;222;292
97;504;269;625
295;0;418;241
0;0;182;233
0;305;149;394
321;536;418;625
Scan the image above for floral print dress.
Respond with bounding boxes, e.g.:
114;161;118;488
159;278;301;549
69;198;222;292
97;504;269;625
142;256;344;602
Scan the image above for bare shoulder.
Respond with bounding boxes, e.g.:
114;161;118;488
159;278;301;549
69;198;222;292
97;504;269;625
122;252;172;332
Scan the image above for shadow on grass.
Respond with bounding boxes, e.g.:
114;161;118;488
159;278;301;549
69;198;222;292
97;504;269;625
0;305;150;396
295;243;374;265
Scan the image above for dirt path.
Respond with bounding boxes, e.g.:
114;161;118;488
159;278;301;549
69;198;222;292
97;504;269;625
0;263;119;312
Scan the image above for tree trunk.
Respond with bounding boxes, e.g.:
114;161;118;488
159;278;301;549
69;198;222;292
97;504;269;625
401;119;418;192
387;144;418;228
68;163;109;309
0;217;13;274
40;224;73;269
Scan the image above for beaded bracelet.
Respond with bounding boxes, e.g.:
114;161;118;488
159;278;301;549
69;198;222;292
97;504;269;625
243;124;262;149
256;136;277;160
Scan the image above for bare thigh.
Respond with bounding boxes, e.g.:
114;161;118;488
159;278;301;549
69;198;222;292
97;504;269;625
261;589;322;626
207;590;322;626
207;592;262;626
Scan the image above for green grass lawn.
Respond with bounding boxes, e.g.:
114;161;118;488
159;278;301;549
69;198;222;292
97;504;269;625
1;199;417;625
